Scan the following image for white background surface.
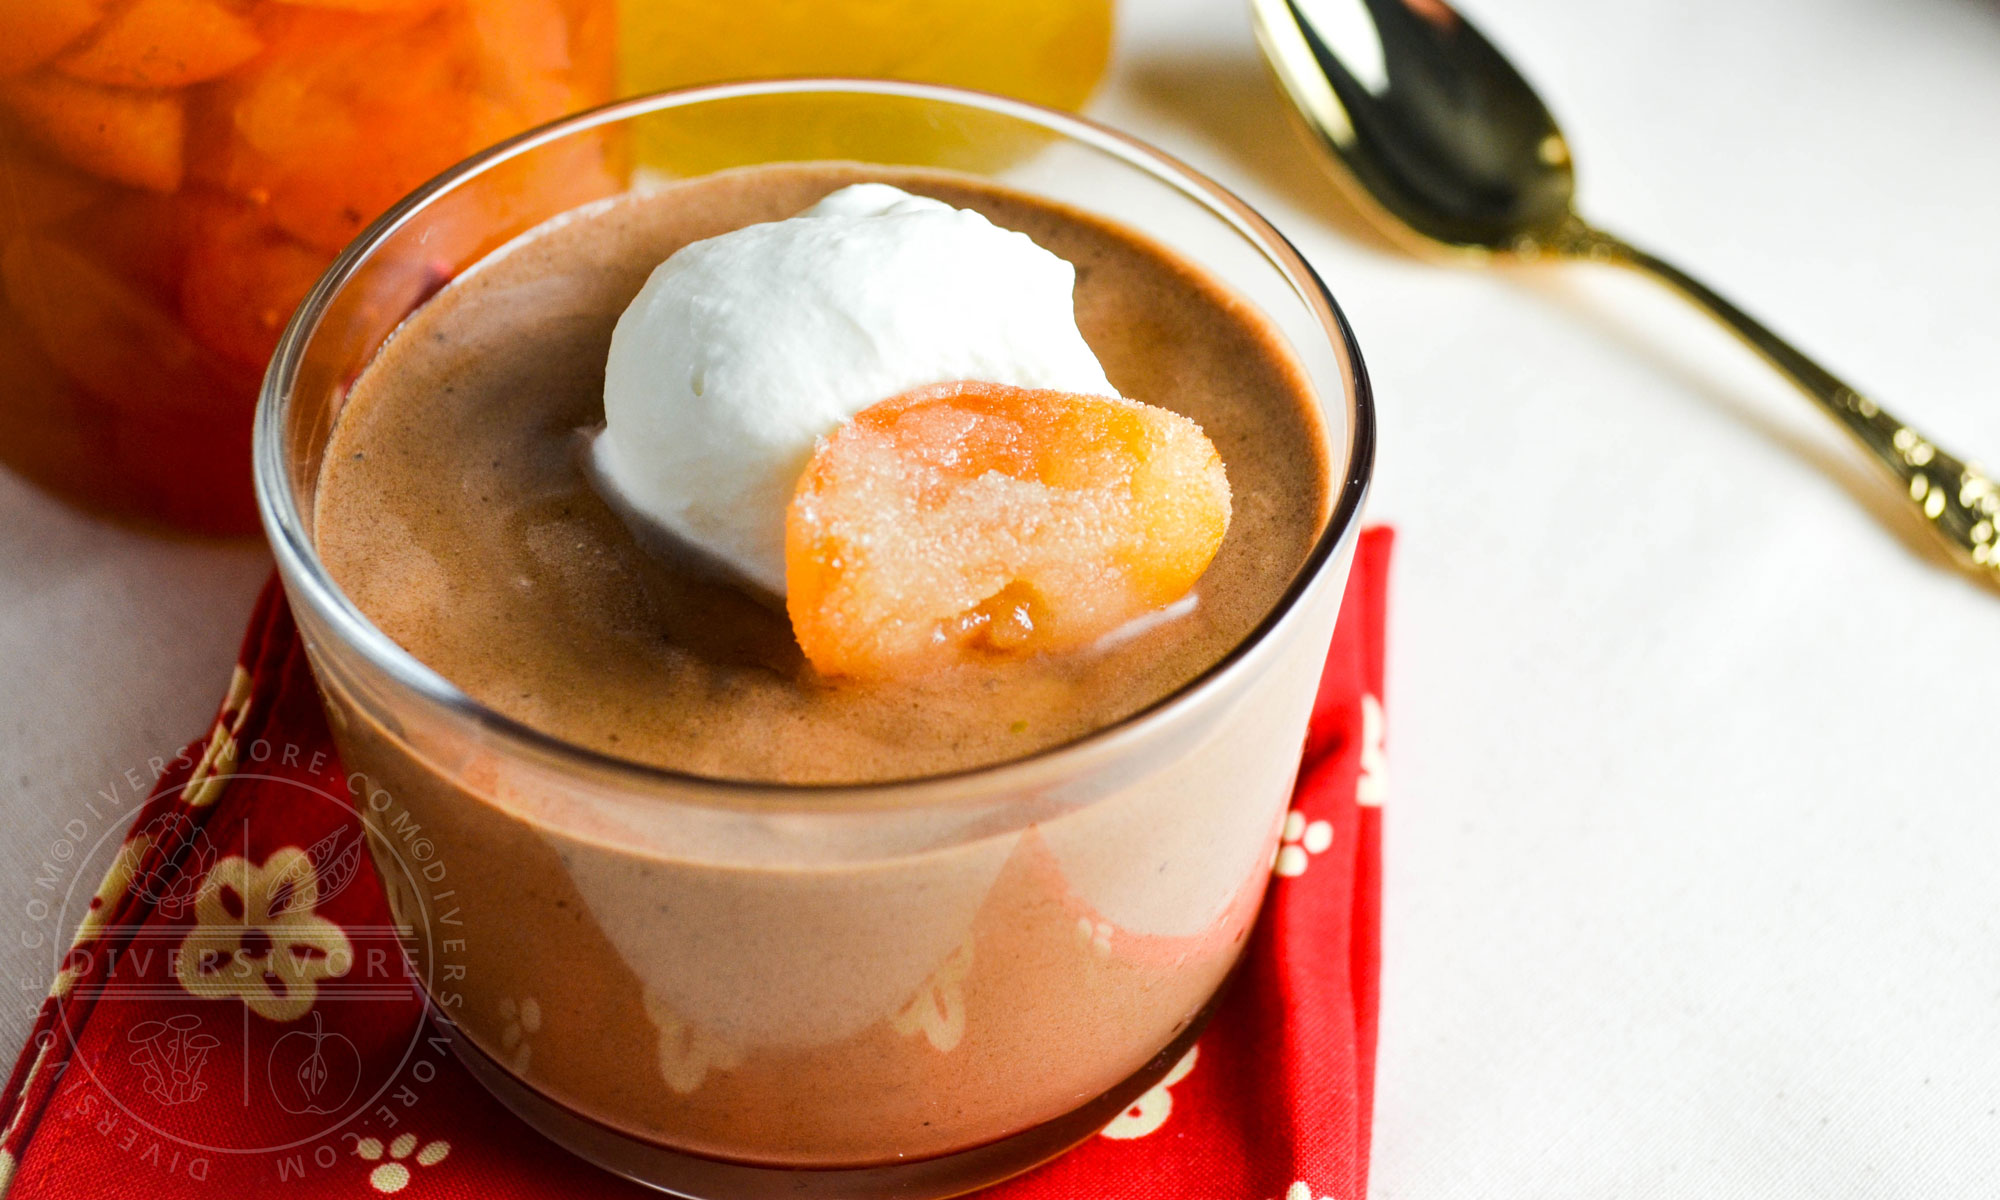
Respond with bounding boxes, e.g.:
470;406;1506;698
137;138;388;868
4;0;1998;1194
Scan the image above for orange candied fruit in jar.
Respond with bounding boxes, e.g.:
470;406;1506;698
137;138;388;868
786;382;1233;680
0;0;619;533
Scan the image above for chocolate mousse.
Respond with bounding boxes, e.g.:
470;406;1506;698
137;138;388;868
308;163;1336;1170
316;164;1328;783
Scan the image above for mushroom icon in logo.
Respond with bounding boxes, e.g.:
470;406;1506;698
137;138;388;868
128;1013;221;1107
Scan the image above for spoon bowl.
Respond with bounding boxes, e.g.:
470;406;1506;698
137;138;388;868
1253;0;2000;583
1255;0;1574;250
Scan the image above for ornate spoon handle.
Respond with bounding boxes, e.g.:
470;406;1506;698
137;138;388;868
1552;221;2000;583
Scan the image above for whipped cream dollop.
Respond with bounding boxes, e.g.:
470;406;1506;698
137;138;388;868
593;183;1117;596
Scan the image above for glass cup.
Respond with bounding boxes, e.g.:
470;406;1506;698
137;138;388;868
256;81;1374;1197
0;0;616;533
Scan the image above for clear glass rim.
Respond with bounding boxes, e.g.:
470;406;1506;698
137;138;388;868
253;77;1377;810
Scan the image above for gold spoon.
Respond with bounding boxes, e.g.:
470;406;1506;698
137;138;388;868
1251;0;2000;582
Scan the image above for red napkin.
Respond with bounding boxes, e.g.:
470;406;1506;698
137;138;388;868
0;528;1390;1200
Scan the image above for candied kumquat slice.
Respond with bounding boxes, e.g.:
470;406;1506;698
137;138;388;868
179;199;330;366
0;317;90;468
469;0;576;122
470;0;571;75
557;0;615;80
0;0;108;79
0;71;183;191
786;382;1231;678
187;1;610;252
1;235;246;421
54;191;194;304
217;8;477;250
0;302;256;531
54;0;263;89
0;142;106;239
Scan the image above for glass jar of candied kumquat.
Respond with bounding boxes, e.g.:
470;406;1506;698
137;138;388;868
0;0;1112;534
0;0;617;533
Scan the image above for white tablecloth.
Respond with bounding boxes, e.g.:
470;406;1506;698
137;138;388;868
4;0;1996;1193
